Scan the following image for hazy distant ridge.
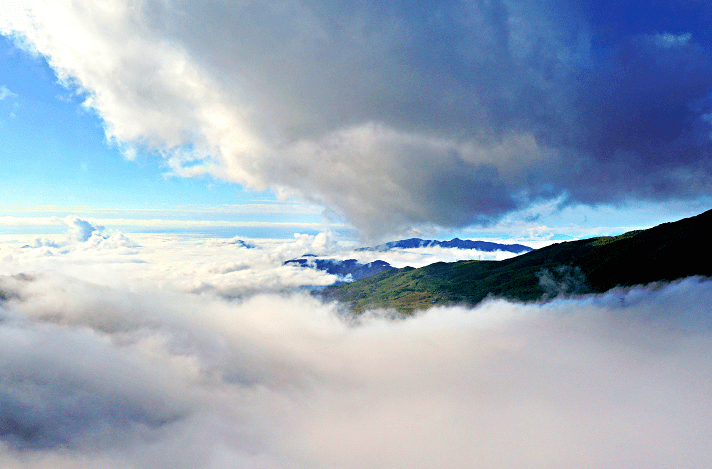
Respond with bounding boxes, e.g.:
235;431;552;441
285;258;394;282
357;238;532;253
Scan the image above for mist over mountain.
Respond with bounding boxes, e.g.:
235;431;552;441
285;238;533;284
285;257;394;283
326;208;712;313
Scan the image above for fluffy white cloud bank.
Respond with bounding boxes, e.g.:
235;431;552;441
2;0;711;236
0;271;711;468
0;217;712;469
0;218;711;467
341;245;521;268
1;216;530;293
0;224;338;294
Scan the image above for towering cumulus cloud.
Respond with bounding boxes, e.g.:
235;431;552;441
1;0;711;236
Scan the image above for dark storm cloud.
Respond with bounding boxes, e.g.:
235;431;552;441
2;0;711;236
568;32;712;202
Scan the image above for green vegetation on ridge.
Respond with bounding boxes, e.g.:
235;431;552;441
323;209;712;313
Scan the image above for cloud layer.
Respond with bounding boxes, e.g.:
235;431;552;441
2;0;711;236
1;217;527;296
0;272;711;468
1;217;711;467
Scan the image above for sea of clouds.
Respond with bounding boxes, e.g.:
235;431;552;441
0;218;710;468
2;1;711;465
0;216;524;295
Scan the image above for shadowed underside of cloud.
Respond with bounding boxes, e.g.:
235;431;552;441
0;273;710;468
2;0;711;236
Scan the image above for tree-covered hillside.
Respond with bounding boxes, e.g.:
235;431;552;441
323;209;712;313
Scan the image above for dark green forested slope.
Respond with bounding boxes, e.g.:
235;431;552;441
323;208;712;313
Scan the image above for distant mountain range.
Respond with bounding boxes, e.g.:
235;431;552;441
285;257;394;282
228;239;256;249
322;209;712;313
356;238;532;253
285;238;533;283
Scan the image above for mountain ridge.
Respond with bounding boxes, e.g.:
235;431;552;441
285;258;394;282
323;209;712;313
356;238;532;253
286;237;533;284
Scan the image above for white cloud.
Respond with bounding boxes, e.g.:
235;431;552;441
0;204;338;237
0;214;711;467
52;215;103;242
329;245;521;268
2;217;527;292
0;219;342;293
3;1;710;237
0;85;16;100
0;271;710;468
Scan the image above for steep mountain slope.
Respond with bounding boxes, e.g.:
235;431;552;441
323;209;712;313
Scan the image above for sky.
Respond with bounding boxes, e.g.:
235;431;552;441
0;0;710;242
1;2;712;467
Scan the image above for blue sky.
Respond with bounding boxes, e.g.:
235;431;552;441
0;34;194;207
1;1;711;243
0;35;331;238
